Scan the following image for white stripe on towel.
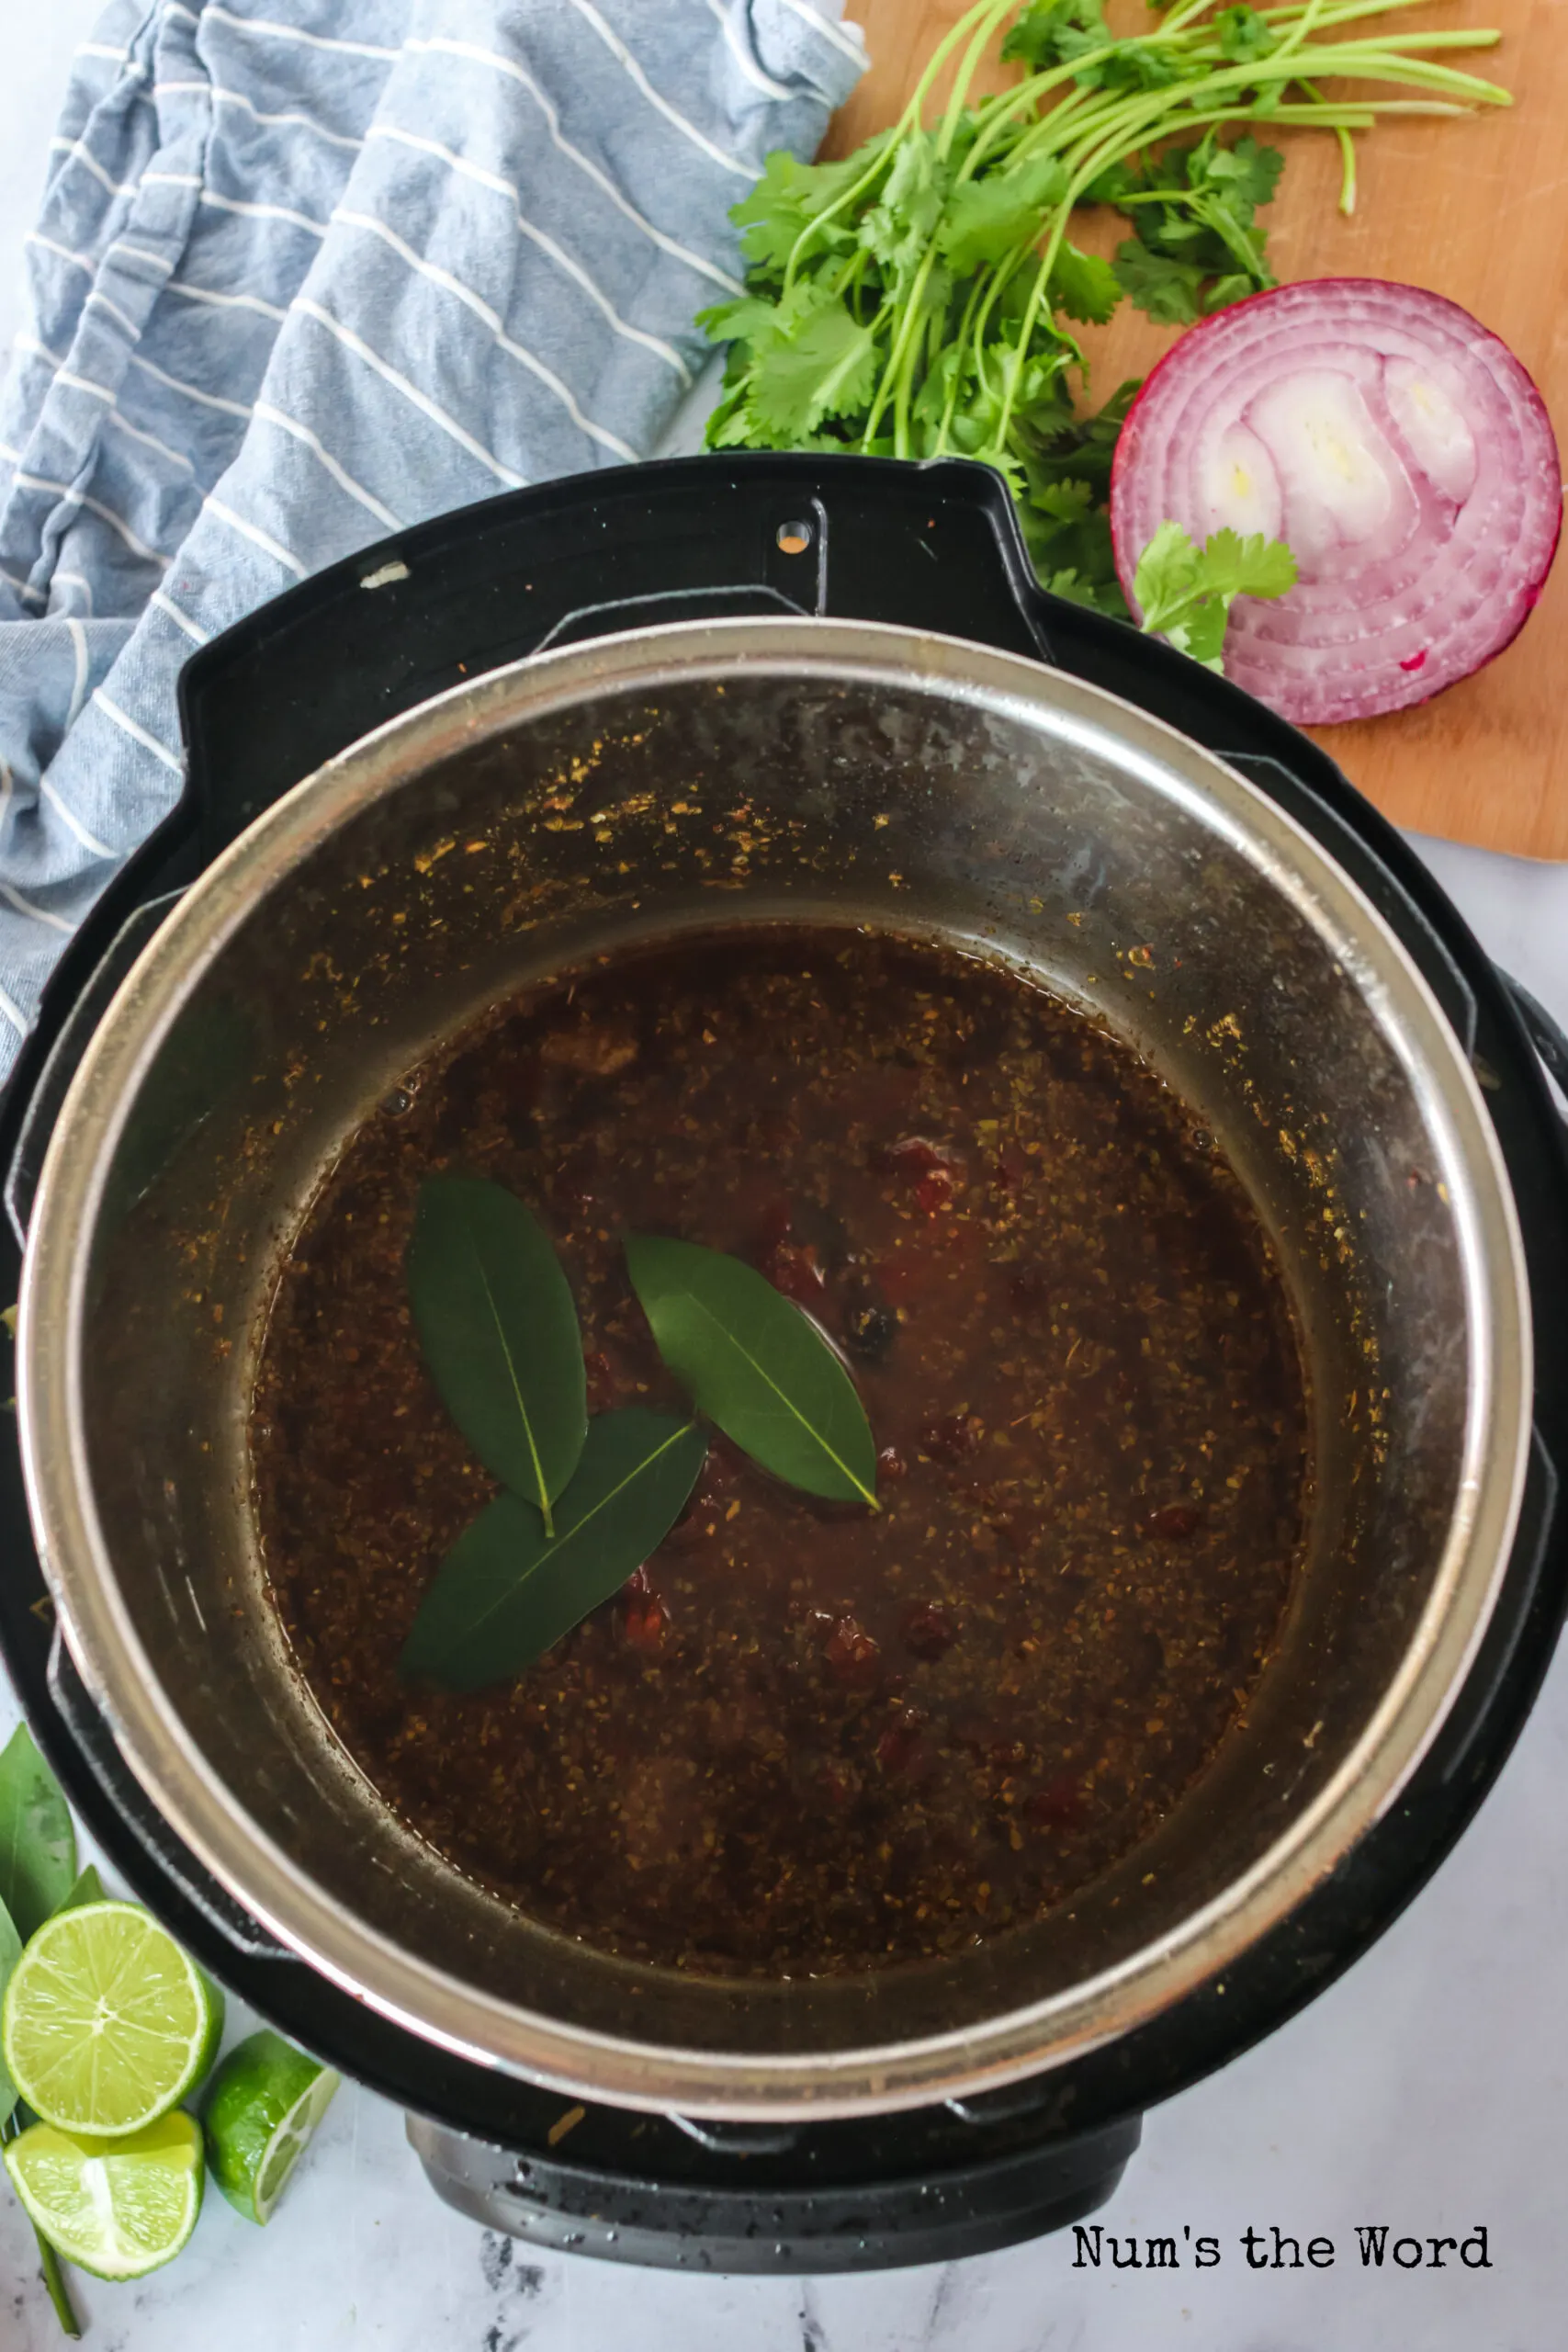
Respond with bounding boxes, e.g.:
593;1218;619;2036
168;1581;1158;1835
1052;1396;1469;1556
327;216;637;461
363;131;692;379
40;768;116;857
254;401;400;527
402;37;744;293
200;191;329;237
562;0;753;178
153;79;367;153
0;882;74;936
705;0;795;98
129;350;253;419
65;619;91;729
48;138;141;199
775;0;865;64
54;571;96;615
27;233;96;280
167;279;288;322
202;6;401;64
205;495;309;578
93;689;182;776
6;468;169;567
85;288;144;339
151;589;211;644
293;296;530;485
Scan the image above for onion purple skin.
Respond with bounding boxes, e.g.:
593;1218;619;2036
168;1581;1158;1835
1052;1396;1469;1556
1110;277;1563;728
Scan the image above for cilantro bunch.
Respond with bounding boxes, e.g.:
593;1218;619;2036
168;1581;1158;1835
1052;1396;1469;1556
700;0;1507;617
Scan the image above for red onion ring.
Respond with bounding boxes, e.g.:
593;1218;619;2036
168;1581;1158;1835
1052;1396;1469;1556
1110;279;1562;726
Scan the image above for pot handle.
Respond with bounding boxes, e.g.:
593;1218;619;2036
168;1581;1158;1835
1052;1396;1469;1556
45;1628;290;1962
1499;970;1568;1115
5;892;185;1248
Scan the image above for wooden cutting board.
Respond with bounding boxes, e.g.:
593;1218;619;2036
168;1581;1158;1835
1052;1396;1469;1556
821;0;1568;859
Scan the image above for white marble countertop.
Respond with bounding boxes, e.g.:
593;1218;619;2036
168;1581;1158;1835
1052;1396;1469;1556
5;14;1568;2348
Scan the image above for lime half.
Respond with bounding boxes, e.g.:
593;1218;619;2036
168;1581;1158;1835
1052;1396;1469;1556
2;1901;223;2136
4;2110;204;2279
204;2029;341;2224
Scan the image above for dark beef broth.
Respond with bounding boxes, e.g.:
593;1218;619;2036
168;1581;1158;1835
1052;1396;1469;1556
252;927;1310;1977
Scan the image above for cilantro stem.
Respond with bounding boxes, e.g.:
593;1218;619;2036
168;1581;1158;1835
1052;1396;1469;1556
2;2109;81;2338
937;269;994;450
1336;122;1359;209
1270;0;1333;71
905;0;1004;130
865;243;941;452
1294;74;1360;209
939;0;1021;158
37;2239;80;2341
1261;0;1445;23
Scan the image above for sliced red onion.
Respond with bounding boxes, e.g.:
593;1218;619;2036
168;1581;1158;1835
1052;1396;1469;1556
1110;279;1562;726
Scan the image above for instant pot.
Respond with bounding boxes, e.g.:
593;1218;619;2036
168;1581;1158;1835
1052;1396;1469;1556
3;455;1565;2271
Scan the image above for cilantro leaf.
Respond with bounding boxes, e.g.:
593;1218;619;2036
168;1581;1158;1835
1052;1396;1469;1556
705;390;761;450
1019;434;1122;600
1168;594;1232;666
749;300;881;437
968;443;1030;499
859;130;951;280
1217;5;1277;61
1189;198;1270;282
1111;238;1204;322
1141;213;1213;252
883;130;947;235
1066;34;1184;89
694;295;784;350
1082;159;1144;205
697;277;837;361
1031;478;1096;520
729;154;819;275
1103;139;1284;296
911;340;969;427
1187;526;1297;602
1048;242;1122;325
729;149;873;276
938;153;1070;274
1022;379;1139;497
1041;565;1132;619
1001;0;1109;68
1009;369;1079;450
1133;520;1297;671
1195;134;1283;218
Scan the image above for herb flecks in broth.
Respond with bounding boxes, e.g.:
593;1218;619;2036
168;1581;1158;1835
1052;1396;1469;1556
252;928;1310;1979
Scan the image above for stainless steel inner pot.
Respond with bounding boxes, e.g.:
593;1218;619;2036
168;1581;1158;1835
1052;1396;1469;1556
18;617;1529;2120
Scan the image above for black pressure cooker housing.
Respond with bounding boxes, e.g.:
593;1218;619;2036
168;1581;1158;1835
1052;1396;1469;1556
1;456;1564;2271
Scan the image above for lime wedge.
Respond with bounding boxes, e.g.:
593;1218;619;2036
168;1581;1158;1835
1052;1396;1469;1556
2;1902;223;2136
204;2029;340;2224
4;2110;204;2279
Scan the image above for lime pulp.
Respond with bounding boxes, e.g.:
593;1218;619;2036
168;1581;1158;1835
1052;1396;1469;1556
4;2110;205;2280
1;1901;223;2137
204;2028;341;2223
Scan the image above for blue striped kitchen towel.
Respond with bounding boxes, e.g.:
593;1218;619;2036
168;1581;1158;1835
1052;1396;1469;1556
0;0;863;1074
